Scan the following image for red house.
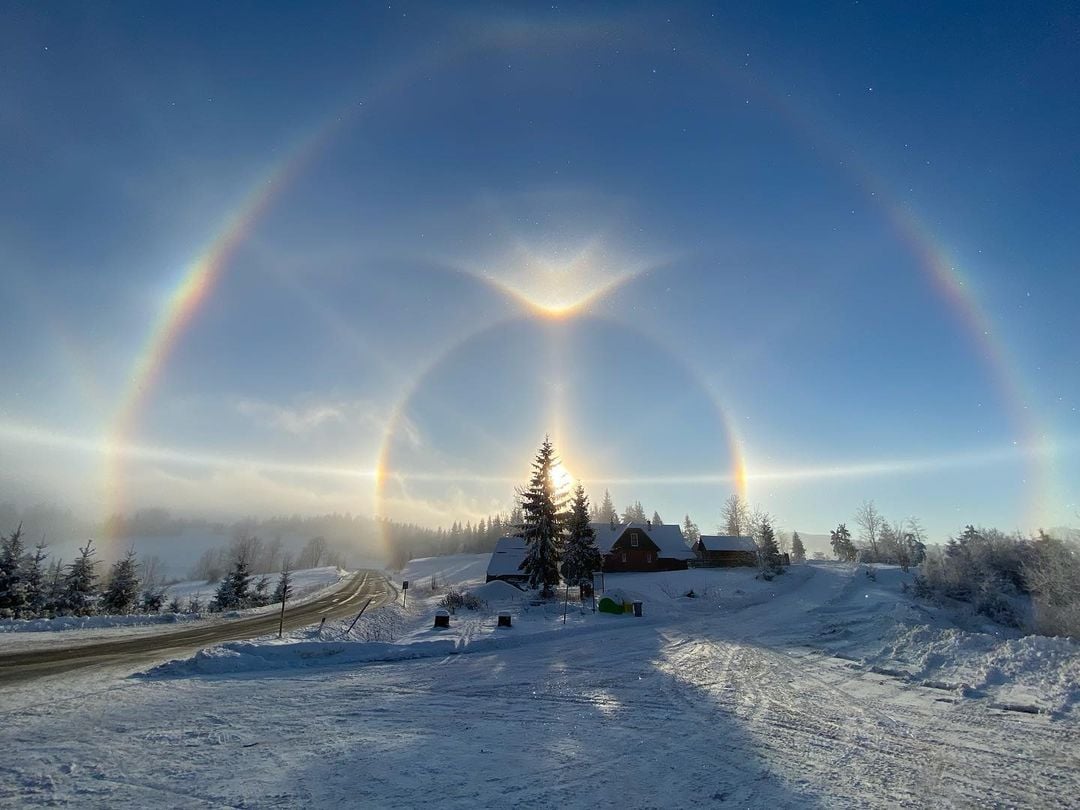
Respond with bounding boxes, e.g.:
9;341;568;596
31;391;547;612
590;521;696;572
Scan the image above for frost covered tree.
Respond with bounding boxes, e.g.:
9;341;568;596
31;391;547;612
791;531;806;564
651;511;664;527
101;549;141;614
213;551;252;610
757;519;783;575
621;501;648;523
0;524;27;615
854;500;885;561
596;490;617;524
562;484;602;587
252;575;271;606
141;585;166;613
273;558;294;604
518;437;568;597
24;540;49;615
721;494;750;536
682;514;700;545
830;524;857;561
63;540;101;615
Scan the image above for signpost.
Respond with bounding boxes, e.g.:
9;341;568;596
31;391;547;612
402;580;409;607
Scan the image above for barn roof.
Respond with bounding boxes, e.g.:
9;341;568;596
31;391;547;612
588;521;696;560
697;535;758;553
487;535;527;577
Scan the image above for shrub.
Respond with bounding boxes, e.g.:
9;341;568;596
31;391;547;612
438;587;488;612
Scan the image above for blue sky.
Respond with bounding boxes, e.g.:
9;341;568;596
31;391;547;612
1;1;1077;541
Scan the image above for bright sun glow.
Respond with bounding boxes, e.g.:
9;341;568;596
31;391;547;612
549;460;574;490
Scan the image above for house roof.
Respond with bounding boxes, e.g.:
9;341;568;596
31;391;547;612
588;521;696;560
697;535;758;553
487;535;528;577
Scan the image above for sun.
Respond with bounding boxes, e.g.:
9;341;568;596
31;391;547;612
549;460;574;491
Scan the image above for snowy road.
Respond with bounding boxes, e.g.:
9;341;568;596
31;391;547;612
0;571;391;685
1;564;1076;808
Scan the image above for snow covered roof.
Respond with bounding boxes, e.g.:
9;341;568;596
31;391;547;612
487;535;528;577
588;522;696;560
697;535;758;553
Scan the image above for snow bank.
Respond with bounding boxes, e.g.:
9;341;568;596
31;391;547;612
810;563;1080;715
0;612;199;633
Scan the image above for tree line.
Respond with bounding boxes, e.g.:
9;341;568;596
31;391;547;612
0;528;176;619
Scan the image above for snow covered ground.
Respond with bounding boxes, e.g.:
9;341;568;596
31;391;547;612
1;559;1077;808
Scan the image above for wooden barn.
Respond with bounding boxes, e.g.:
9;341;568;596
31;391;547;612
590;521;696;572
486;535;529;584
693;535;759;567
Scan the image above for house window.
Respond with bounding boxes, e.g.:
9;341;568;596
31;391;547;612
630;532;639;548
621;553;627;563
647;553;652;563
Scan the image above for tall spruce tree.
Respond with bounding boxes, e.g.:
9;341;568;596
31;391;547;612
597;490;616;524
0;524;27;615
562;484;602;586
651;511;664;527
518;437;568;596
63;539;100;615
102;548;141;614
791;531;806;563
24;540;49;616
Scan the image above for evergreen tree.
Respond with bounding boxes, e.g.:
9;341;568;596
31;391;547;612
651;511;664;527
46;558;65;612
830;524;857;561
187;592;203;613
167;597;183;613
24;540;49;615
273;563;294;603
63;539;100;615
621;501;647;523
562;484;602;586
141;585;166;613
597;489;617;524
0;524;27;615
682;515;700;545
252;575;271;606
518;437;568;596
213;551;252;610
757;519;783;575
791;531;806;564
101;549;141;614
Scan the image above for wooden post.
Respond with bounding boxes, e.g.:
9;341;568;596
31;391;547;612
343;597;374;636
277;591;287;638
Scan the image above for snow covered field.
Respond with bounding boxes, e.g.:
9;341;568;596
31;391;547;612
1;559;1077;808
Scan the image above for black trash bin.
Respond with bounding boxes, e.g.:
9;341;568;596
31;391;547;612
632;600;643;617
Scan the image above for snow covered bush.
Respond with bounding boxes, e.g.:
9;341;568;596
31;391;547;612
914;528;1080;638
438;587;488;613
1024;534;1080;638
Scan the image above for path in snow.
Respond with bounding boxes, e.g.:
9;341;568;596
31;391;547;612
0;564;1076;808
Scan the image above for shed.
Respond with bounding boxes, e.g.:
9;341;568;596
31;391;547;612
694;535;758;567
